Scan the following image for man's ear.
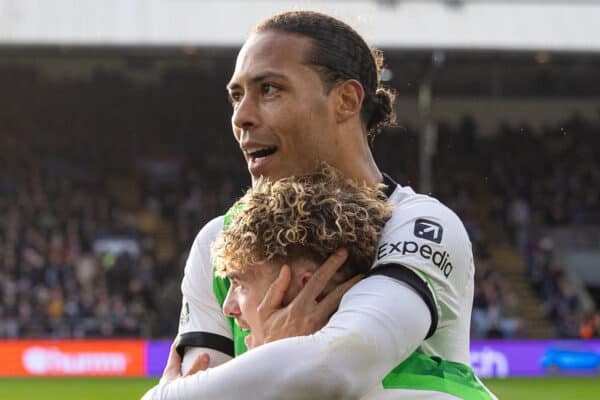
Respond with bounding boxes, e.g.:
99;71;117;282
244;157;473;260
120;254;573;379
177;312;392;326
333;79;364;124
298;271;313;290
281;270;313;306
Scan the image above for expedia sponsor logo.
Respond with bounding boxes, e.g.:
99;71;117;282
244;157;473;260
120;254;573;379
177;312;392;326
414;219;443;244
376;240;453;278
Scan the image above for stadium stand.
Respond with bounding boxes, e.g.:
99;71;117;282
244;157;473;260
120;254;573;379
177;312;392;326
1;66;598;340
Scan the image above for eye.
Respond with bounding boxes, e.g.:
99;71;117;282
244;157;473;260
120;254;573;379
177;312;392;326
229;278;246;292
261;83;279;96
228;90;243;106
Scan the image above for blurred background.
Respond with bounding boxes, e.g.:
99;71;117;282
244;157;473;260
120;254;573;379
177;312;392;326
1;0;599;399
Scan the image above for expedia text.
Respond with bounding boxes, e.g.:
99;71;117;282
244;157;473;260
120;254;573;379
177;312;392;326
377;241;453;278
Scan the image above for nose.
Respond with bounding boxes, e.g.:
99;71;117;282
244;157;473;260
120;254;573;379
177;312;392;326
232;93;260;134
223;286;240;318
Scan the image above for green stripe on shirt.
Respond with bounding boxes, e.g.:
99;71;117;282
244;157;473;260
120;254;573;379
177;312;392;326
382;351;494;399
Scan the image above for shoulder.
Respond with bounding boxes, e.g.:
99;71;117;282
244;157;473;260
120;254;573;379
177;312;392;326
375;186;473;282
383;186;470;249
373;186;474;337
192;215;226;249
184;215;225;280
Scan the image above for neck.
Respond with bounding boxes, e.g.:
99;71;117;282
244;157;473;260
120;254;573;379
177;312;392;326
330;128;383;187
333;152;382;187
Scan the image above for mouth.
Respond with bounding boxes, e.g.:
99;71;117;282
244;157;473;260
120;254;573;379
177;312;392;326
245;146;278;174
235;318;251;331
246;146;277;160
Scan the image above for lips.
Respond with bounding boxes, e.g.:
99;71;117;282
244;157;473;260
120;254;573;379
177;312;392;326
247;147;277;159
245;146;278;175
236;319;251;331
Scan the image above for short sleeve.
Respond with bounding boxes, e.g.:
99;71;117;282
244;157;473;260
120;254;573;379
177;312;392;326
373;193;474;330
177;216;234;357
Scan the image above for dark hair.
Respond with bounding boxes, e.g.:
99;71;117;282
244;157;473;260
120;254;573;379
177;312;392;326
254;11;396;138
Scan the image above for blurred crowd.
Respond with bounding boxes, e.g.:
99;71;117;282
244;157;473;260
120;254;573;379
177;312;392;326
527;234;600;339
471;246;523;339
487;117;600;339
1;68;599;340
0;154;156;338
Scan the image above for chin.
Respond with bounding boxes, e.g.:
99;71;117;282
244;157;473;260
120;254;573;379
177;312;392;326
251;170;278;183
250;163;318;183
251;167;288;182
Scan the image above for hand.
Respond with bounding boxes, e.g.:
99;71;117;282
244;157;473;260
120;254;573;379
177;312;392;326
184;353;211;376
248;248;362;349
160;340;211;385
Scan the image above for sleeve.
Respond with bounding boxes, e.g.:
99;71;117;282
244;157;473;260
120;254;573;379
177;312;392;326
372;197;473;339
176;216;234;371
141;275;430;400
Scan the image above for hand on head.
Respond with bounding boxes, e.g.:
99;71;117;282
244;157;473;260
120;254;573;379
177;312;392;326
247;248;362;349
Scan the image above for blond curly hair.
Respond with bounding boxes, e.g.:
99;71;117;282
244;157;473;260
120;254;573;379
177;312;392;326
213;165;393;278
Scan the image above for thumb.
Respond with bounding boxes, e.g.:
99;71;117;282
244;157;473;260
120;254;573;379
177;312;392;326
183;353;210;376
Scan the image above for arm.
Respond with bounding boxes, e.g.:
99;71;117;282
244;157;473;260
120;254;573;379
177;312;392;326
175;216;234;373
142;275;430;400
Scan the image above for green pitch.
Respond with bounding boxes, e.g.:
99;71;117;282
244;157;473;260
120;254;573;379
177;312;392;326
1;377;600;399
484;377;600;399
0;378;158;400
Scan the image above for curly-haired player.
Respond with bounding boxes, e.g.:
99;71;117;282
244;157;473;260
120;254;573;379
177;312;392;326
143;10;497;400
213;167;392;349
214;167;391;278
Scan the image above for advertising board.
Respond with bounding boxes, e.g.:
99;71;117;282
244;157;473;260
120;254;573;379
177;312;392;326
471;340;600;378
1;339;599;378
0;340;145;377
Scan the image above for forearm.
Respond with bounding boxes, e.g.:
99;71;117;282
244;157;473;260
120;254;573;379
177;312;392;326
145;336;351;400
143;276;430;400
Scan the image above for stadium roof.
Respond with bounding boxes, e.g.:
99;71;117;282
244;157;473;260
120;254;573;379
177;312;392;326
0;0;599;52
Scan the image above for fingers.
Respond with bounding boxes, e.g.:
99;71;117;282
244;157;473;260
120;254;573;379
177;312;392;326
258;264;292;315
183;353;210;376
244;333;255;350
166;339;182;366
295;248;348;302
160;339;183;384
314;274;362;321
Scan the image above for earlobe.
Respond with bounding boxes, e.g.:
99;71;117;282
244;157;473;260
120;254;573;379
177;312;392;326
335;79;364;124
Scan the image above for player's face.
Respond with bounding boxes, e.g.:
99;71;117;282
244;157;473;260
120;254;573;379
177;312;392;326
223;264;279;333
222;258;318;335
227;31;339;183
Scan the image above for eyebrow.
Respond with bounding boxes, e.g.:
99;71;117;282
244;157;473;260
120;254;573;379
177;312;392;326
226;71;289;91
227;272;242;281
226;272;240;279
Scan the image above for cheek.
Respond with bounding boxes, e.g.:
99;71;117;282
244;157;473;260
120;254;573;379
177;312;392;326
238;290;261;315
243;275;277;315
283;99;331;146
248;291;262;310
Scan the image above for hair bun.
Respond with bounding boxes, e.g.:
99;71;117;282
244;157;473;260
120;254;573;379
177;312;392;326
366;88;396;138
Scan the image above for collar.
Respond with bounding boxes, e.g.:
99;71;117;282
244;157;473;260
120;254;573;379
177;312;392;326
382;172;399;198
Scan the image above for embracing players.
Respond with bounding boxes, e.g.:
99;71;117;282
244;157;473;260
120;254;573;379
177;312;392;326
143;10;496;400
